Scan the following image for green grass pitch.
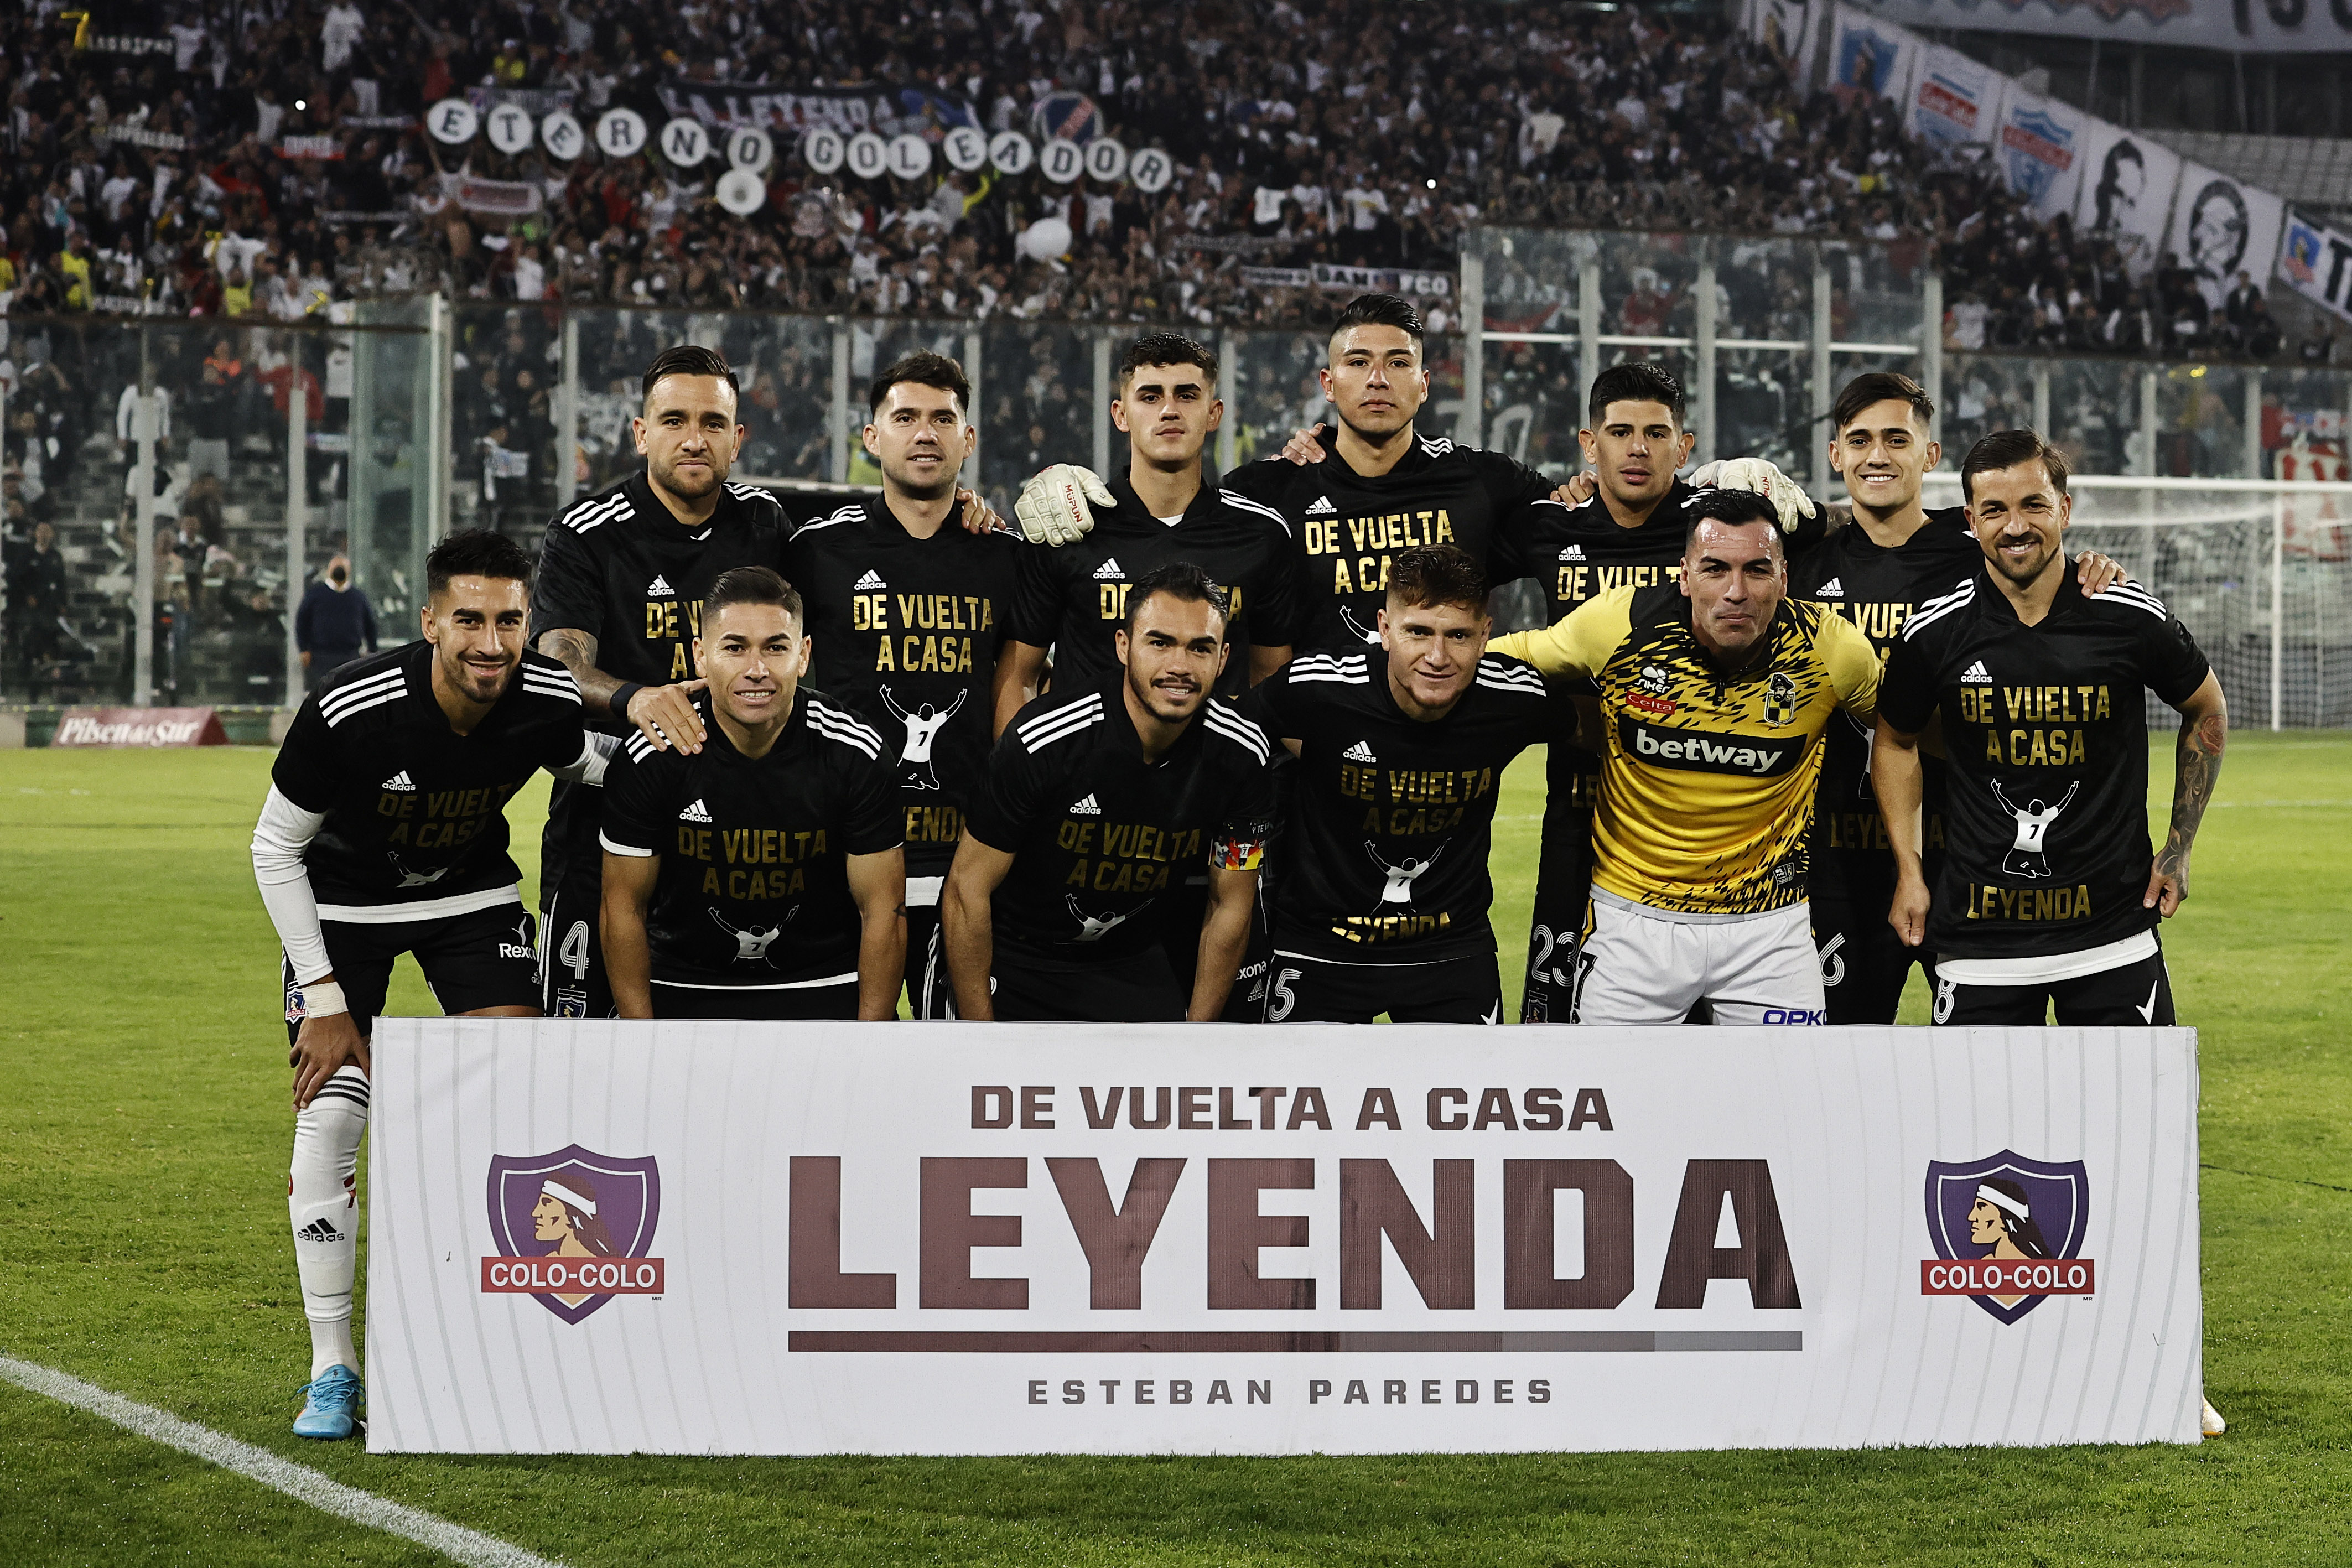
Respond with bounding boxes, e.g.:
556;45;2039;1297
2;734;2348;1566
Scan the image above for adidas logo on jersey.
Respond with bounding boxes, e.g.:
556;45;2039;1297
1092;558;1125;581
1961;660;1993;684
1343;740;1377;763
297;1217;344;1243
1068;793;1102;815
1815;577;1844;598
1558;544;1585;561
646;574;674;597
678;798;713;823
1305;495;1337;516
854;569;886;591
380;770;415;792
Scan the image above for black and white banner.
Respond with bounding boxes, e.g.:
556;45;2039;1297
1851;0;2352;54
366;1021;2203;1455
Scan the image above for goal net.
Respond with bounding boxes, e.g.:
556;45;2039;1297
1916;471;2352;731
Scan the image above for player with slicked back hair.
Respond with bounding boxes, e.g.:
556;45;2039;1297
252;528;611;1441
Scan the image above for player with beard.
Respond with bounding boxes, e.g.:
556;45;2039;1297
995;331;1301;1019
944;564;1278;1022
251;530;606;1440
529;345;789;1020
599;567;906;1021
785;353;1019;1016
1245;544;1555;1024
1875;430;2226;1030
1493;490;1882;1026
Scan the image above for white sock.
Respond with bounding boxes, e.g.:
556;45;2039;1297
290;1065;368;1381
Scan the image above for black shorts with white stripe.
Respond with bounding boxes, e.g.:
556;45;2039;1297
282;902;542;1048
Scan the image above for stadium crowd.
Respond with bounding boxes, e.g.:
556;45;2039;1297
0;0;2320;359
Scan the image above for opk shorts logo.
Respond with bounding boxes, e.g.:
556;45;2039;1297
1920;1150;2095;1325
481;1145;665;1324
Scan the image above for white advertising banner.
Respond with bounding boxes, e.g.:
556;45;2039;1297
1993;87;2091;222
366;1020;2204;1456
1746;0;1829;81
2167;162;2288;314
1903;43;2003;149
2073;120;2182;282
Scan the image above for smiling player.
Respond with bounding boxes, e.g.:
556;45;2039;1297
599;567;906;1021
251;530;607;1440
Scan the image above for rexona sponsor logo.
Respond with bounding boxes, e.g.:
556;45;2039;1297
482;1144;664;1323
1920;1150;2094;1324
1618;717;1800;776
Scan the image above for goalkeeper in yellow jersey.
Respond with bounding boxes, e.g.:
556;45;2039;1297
1493;489;1882;1025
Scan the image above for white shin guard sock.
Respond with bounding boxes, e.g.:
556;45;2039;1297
290;1065;369;1380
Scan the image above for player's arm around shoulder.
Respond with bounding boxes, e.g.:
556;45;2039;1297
1489;584;1636;679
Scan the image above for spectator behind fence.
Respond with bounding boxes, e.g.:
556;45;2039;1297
295;553;376;686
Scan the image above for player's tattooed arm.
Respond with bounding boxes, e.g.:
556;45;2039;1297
539;627;708;754
2148;674;2228;916
1872;716;1933;947
847;848;910;1021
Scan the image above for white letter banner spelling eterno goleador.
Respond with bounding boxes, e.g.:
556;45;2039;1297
364;1020;2203;1455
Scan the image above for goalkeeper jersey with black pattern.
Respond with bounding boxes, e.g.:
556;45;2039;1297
1494;582;1881;917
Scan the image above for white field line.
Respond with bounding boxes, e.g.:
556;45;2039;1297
0;1355;563;1568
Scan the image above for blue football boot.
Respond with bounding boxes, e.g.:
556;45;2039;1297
293;1364;362;1440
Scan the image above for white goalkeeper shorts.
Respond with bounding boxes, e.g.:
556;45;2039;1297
1570;894;1826;1026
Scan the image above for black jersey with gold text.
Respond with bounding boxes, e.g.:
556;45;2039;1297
783;499;1020;879
1243;650;1555;963
1788;506;1979;895
1877;563;2211;962
967;679;1278;960
1224;433;1558;649
1004;474;1303;698
599;692;901;987
272;642;586;912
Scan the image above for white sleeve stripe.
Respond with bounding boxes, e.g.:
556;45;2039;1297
1018;708;1106;750
807;700;887;748
1289;669;1368;684
321;689;407;727
1217;491;1295;536
560;492;632;532
1016;695;1103;740
598;831;656;858
2102;586;2171;619
316;671;404;713
624;735;656;760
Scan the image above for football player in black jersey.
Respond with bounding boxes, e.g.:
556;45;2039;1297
993;332;1301;728
1795;374;2128;1022
600;567;906;1020
1246;544;1555;1024
785;352;1019;1016
531;345;790;1020
944;563;1277;1022
1015;295;1568;651
250;530;605;1440
1876;429;2226;1029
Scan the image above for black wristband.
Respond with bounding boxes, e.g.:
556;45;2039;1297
610;681;645;725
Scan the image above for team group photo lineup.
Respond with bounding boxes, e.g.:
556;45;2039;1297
259;290;2229;1441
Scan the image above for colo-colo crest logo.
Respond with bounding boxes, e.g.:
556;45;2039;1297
482;1145;666;1324
1920;1150;2094;1325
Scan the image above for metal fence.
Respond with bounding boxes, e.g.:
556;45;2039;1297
7;241;2351;719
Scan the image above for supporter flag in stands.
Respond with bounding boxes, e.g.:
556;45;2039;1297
1828;7;1918;105
1029;91;1100;145
1996;87;2089;221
